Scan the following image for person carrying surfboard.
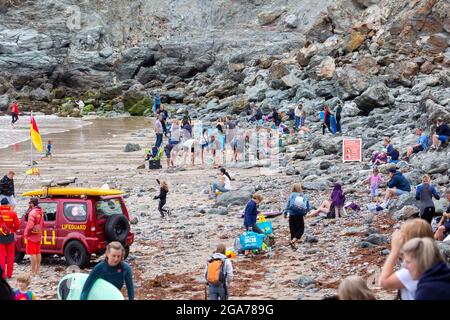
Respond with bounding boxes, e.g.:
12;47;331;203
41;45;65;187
80;241;134;300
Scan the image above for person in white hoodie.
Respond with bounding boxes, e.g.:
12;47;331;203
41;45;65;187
204;244;233;300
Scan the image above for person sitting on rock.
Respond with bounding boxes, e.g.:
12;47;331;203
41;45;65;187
371;151;388;167
431;118;450;150
338;276;376;300
405;128;428;161
243;193;264;234
380;219;434;300
209;168;232;199
270;108;282;127
383;137;400;163
401;237;450;300
415;175;440;224
309;199;332;218
382;168;411;209
434;189;450;241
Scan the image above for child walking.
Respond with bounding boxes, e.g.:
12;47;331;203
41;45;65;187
367;167;383;202
40;140;52;160
153;179;170;218
14;274;36;300
331;183;346;218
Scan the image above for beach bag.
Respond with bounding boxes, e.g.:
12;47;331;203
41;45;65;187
206;257;226;286
239;231;265;250
256;221;273;235
149;159;162;169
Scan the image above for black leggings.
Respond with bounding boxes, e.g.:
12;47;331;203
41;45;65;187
11;113;18;124
158;200;168;217
421;207;435;224
289;215;305;240
322;122;332;135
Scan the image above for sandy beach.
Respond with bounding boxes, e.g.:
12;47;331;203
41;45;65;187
0;115;398;300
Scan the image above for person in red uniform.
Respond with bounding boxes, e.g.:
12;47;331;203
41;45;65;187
0;198;20;279
24;198;44;275
10;101;19;127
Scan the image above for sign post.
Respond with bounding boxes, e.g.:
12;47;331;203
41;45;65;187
343;138;362;162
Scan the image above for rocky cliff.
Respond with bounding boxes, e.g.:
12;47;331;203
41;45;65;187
0;0;448;120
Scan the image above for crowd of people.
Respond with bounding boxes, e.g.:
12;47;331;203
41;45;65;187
2;94;450;301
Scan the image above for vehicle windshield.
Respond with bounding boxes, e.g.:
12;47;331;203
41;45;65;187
96;198;124;219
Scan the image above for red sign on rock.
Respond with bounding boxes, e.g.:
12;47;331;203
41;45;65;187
343;138;362;162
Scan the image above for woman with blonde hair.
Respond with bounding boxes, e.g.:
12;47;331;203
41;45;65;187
402;237;450;300
415;174;440;223
284;183;310;250
338;276;376;300
380;219;434;300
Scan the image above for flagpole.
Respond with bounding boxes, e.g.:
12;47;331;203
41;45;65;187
30;111;33;167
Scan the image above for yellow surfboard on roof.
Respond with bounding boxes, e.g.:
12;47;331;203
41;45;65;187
21;188;124;197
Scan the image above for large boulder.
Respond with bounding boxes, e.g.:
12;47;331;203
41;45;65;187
389;193;418;213
302;180;329;191
355;83;394;113
257;9;285;25
285;15;299;29
269;63;289;80
30;88;50;101
124;143;141;152
343;32;365;53
317;56;335;80
363;233;388;246
393;205;419;221
216;188;255;206
0;94;9;112
335;66;371;99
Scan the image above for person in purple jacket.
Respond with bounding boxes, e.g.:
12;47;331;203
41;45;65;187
331;183;346;218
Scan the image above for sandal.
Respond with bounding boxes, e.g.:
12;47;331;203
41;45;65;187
289;241;297;250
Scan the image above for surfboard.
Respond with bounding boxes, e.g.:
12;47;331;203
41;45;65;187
57;273;124;300
22;188;124;197
319;111;324;121
330;115;337;134
238;210;282;218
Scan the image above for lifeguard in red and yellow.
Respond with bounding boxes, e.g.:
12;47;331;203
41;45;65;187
0;198;20;279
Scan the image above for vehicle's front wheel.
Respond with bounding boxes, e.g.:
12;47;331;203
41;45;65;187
64;241;90;269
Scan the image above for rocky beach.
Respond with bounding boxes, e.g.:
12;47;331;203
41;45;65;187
0;0;449;301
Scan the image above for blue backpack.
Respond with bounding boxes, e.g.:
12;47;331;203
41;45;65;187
288;194;309;216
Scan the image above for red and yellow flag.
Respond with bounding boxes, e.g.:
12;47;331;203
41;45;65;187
30;114;43;152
